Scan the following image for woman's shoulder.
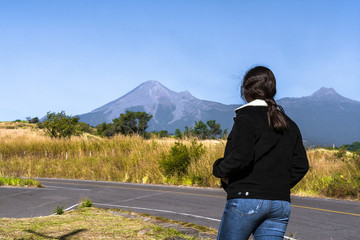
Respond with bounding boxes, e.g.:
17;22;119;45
234;106;268;126
235;105;267;115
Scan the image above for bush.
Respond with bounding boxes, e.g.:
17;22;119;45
334;146;347;159
160;142;190;176
320;173;360;198
159;141;204;177
41;111;81;138
52;205;65;215
27;117;39;124
79;198;94;208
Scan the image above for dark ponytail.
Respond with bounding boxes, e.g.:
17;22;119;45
241;66;288;133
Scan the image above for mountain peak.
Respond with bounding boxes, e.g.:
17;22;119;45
140;80;163;87
311;87;339;98
307;87;354;103
134;80;174;98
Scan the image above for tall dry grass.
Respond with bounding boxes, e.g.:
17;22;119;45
292;148;360;200
0;126;224;187
0;124;358;200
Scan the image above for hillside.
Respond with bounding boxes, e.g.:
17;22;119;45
278;87;360;146
79;81;237;134
79;81;360;146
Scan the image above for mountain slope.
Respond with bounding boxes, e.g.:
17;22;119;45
79;82;360;146
278;87;360;146
79;81;237;133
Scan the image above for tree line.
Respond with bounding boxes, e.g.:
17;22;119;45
29;111;226;139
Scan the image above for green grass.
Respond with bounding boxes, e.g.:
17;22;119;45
78;198;94;209
0;176;42;187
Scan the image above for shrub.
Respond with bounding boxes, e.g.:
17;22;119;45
320;173;360;198
79;198;94;208
160;142;190;177
53;205;65;215
159;141;204;177
174;129;182;139
334;146;347;159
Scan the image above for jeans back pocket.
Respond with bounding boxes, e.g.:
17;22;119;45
230;199;263;216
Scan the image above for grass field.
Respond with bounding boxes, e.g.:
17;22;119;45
0;206;216;239
0;122;359;200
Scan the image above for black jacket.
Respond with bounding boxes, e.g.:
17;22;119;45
213;105;309;202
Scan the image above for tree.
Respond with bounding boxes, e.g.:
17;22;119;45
96;122;115;137
153;130;169;138
174;129;182;139
192;120;209;139
42;111;80;138
183;126;191;137
206;120;222;138
26;117;39;124
99;111;153;137
113;111;137;135
184;120;223;139
342;141;360;152
135;111;153;135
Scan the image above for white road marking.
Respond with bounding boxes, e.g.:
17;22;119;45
284;236;297;240
64;203;80;211
93;202;221;222
52;203;80;215
45;185;90;191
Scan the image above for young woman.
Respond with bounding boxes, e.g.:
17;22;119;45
213;66;309;240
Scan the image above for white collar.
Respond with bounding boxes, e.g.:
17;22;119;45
234;99;268;112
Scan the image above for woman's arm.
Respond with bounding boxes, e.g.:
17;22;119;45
213;114;255;178
290;127;309;188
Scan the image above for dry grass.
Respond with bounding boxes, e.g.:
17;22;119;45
0;207;205;239
292;148;360;200
0;123;358;200
0;126;224;187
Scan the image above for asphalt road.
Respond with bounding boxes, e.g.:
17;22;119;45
0;178;359;239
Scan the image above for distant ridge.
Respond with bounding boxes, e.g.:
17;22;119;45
79;82;360;146
278;87;360;146
79;80;237;134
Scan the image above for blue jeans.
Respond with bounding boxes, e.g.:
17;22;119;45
217;199;290;240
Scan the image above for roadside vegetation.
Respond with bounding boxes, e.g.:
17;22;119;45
0;206;216;239
292;147;360;200
0;176;41;188
0;121;359;200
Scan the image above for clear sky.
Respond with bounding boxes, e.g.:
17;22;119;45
1;0;359;121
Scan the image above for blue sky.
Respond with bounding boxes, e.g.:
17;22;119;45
1;0;359;121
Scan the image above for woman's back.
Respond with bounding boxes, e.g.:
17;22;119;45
213;66;309;239
214;105;308;202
